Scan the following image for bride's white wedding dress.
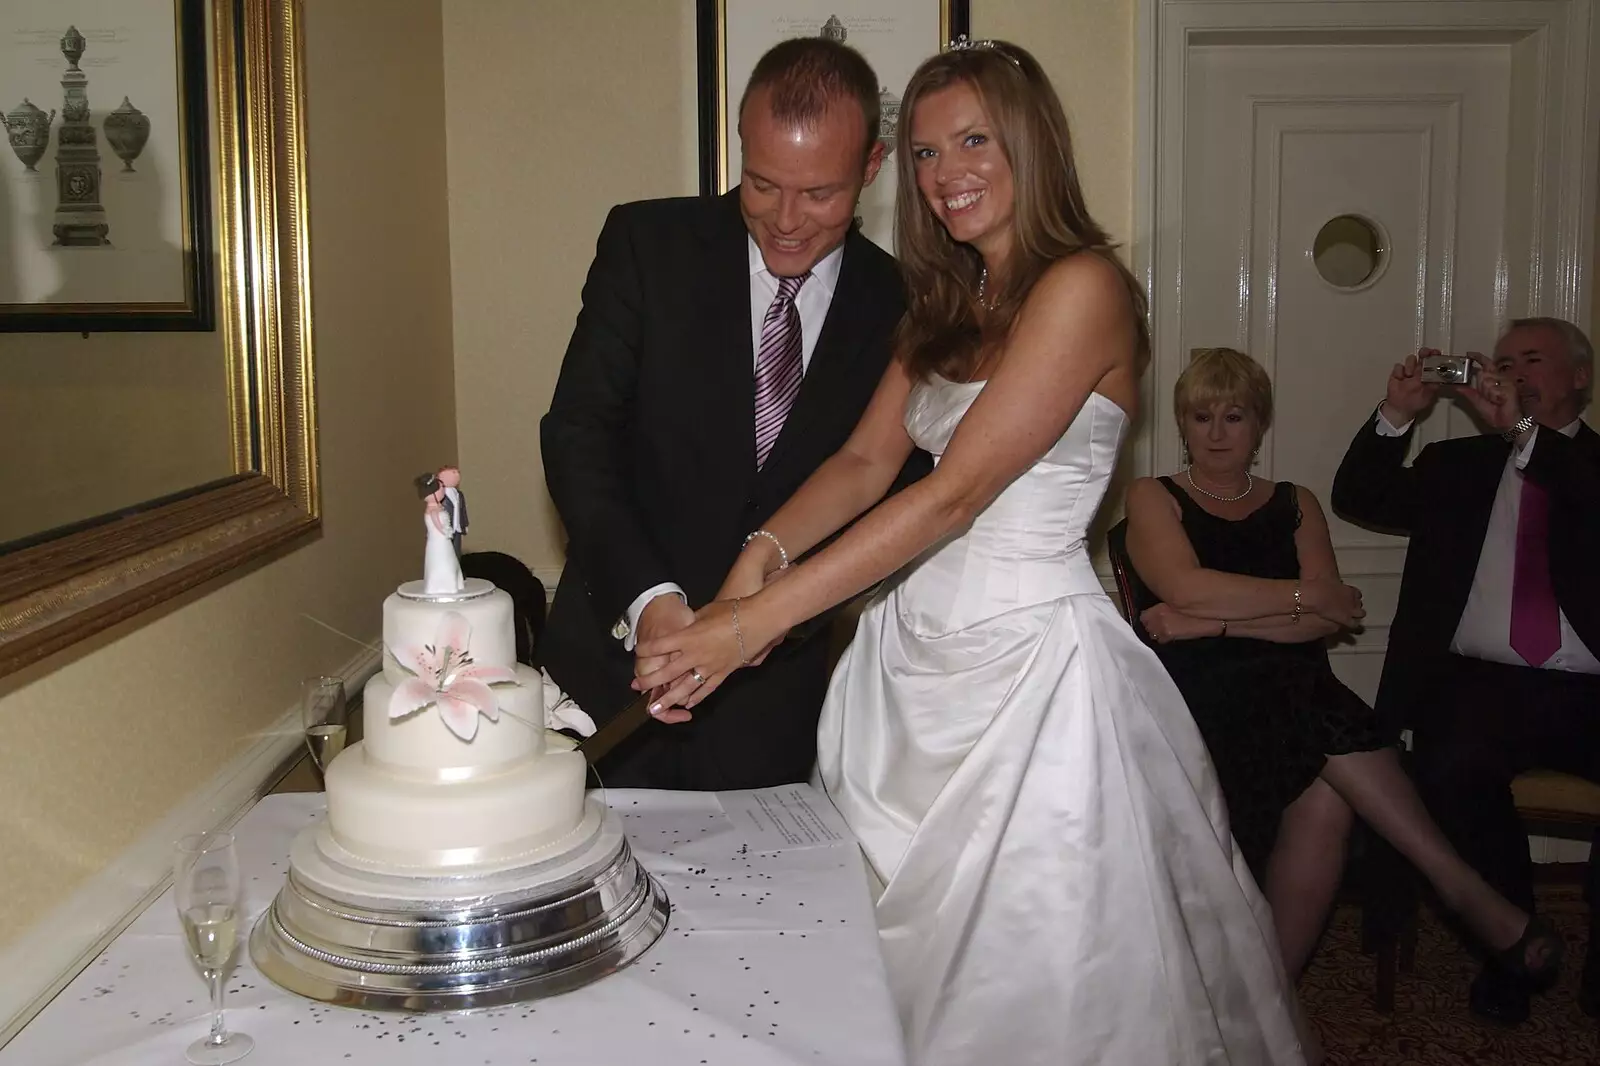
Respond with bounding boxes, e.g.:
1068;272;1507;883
817;377;1307;1065
423;509;464;595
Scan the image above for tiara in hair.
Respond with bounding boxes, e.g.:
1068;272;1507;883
947;34;1024;69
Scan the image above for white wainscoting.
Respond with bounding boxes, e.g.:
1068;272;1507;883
0;648;382;1048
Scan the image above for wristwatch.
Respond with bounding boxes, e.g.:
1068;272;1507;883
1501;414;1536;442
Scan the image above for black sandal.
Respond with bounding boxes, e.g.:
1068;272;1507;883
1495;915;1564;986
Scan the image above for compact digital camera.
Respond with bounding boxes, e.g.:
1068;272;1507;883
1419;354;1474;385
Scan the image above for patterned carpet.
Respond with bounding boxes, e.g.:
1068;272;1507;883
1300;882;1596;1065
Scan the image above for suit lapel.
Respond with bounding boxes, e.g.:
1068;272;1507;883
694;191;759;478
1575;419;1600;457
759;230;884;478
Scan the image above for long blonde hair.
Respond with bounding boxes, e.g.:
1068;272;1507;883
894;41;1149;381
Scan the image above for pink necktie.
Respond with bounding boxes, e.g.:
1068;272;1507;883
753;273;808;469
1510;475;1561;666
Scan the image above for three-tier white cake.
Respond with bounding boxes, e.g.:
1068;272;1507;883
251;572;668;1011
324;578;588;870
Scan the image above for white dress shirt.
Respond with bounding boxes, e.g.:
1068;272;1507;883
614;238;847;649
442;485;464;533
1375;410;1599;673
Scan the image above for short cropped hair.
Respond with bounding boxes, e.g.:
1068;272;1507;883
1173;347;1275;435
738;37;880;163
1504;316;1593;405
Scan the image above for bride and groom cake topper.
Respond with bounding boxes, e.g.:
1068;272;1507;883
416;466;468;595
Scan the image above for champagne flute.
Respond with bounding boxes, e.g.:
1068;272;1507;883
174;832;253;1064
301;675;349;779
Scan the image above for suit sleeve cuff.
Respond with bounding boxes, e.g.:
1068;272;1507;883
617;583;686;651
1374;404;1412;437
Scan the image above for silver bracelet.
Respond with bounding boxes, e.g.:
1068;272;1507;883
731;598;750;665
1291;585;1303;624
743;529;790;570
1501;414;1536;442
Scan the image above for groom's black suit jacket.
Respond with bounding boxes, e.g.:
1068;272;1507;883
1330;414;1600;735
538;190;928;790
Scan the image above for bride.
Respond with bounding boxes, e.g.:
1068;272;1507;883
423;489;464;595
635;40;1308;1065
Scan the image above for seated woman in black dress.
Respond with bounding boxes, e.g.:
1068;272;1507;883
1119;347;1560;983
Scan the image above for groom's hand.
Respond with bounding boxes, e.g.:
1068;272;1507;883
635;595;696;724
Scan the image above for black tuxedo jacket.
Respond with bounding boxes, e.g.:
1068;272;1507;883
537;191;929;788
1330;413;1600;733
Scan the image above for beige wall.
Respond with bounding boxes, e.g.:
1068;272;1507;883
0;0;458;949
445;0;1138;575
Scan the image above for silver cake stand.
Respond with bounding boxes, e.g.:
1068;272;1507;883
250;797;670;1011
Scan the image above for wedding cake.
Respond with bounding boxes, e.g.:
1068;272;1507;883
251;468;668;1011
323;578;588;869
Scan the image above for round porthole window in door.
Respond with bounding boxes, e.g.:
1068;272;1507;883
1311;214;1387;290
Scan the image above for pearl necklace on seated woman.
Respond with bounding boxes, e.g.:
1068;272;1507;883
1184;438;1254;502
1184;460;1253;502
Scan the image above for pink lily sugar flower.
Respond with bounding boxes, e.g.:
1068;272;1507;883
388;611;520;741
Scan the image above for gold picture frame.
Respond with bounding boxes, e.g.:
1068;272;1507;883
0;0;216;331
0;0;317;677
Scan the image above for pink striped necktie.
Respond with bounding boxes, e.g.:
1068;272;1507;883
753;272;809;468
1509;475;1561;666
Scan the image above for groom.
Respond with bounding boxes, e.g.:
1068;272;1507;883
437;466;467;553
538;36;928;791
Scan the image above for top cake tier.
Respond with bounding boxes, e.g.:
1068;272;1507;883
382;579;516;682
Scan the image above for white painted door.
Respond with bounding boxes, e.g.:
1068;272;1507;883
1172;41;1520;699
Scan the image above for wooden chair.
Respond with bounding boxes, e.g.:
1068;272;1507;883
1104;520;1140;630
1366;768;1600;1012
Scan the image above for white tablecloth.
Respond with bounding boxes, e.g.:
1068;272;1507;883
2;787;906;1066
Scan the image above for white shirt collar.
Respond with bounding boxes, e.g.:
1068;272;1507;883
1556;417;1582;438
747;235;845;296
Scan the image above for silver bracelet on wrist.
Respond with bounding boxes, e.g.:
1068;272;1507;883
731;597;750;665
1501;414;1536;442
1291;584;1303;624
743;529;790;570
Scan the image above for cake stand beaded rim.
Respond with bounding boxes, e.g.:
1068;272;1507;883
263;870;658;977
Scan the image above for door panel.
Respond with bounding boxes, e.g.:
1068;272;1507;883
1177;42;1514;698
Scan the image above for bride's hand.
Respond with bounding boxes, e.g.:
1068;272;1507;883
633;597;778;713
715;558;791;667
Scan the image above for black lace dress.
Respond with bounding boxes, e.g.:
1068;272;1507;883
1123;477;1389;880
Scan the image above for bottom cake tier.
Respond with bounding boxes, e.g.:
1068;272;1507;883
324;741;588;870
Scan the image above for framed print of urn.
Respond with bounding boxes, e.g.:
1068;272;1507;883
696;0;970;254
1;0;213;331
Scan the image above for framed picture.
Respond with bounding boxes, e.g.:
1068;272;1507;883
0;0;212;332
697;0;971;253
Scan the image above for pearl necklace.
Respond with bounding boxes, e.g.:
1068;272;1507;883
1185;466;1252;502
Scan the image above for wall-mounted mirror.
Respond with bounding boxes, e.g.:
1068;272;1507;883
0;0;316;677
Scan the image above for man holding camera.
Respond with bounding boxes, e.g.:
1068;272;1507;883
1332;317;1600;1024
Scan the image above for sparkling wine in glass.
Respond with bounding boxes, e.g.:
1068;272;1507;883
174;832;253;1064
301;675;349;777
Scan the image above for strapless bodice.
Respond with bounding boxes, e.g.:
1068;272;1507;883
893;375;1129;633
